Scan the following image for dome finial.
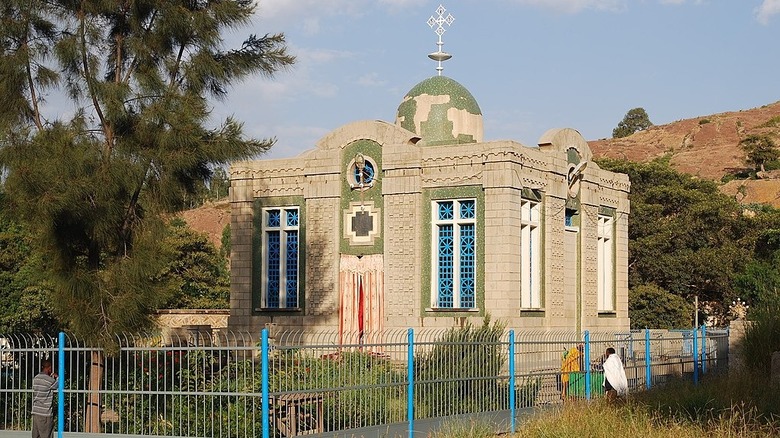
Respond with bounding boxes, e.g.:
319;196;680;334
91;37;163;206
427;4;454;76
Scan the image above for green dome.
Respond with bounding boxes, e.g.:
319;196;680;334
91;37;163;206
395;76;483;146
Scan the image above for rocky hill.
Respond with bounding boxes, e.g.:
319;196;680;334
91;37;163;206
180;199;230;249
589;101;780;206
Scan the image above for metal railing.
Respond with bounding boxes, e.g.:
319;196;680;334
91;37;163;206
0;326;728;437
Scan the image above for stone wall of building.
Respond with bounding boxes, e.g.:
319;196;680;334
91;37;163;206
383;193;422;328
304;197;340;328
228;121;631;334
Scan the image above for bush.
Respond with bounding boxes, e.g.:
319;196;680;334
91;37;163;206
269;349;406;431
414;316;507;418
759;116;780;128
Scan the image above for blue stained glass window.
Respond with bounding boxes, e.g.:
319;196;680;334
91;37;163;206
263;207;300;309
285;231;298;307
353;161;375;185
460;200;475;219
438;201;454;221
565;209;576;227
268;210;281;227
266;231;281;308
433;199;477;309
460;224;475;308
287;210;299;227
438;224;454;308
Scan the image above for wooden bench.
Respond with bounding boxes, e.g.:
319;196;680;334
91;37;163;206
271;392;324;436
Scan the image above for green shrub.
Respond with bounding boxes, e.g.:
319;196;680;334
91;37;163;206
269;349;406;431
414;316;507;418
699;119;711;125
515;376;542;408
758;116;780;128
763;160;780;171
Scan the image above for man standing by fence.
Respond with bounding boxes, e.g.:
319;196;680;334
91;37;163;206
32;359;58;438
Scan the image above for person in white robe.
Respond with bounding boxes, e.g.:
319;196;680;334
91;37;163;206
603;347;628;400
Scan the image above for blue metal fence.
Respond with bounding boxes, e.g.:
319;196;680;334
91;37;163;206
0;326;728;437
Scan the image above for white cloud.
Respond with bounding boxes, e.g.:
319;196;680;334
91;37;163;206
756;0;780;24
357;73;388;87
658;0;705;4
504;0;711;14
301;17;321;35
257;0;419;33
222;45;352;109
258;0;358;20
302;48;354;64
508;0;625;14
254;124;331;158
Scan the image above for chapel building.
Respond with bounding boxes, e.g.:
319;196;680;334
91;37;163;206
227;72;631;337
228;6;630;336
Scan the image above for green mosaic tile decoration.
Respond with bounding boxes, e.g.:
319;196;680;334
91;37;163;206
396;76;482;146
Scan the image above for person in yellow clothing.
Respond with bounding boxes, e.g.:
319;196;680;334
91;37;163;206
560;344;582;400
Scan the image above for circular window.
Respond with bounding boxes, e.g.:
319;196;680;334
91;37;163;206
353;160;375;186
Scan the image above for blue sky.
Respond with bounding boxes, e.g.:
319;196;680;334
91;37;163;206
213;0;780;159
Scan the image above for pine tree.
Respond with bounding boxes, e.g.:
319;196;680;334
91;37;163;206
0;0;293;429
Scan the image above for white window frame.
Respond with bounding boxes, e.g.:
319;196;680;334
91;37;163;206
431;199;477;309
521;199;542;309
261;207;300;309
597;214;615;312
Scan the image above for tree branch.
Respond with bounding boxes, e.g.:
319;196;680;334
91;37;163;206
24;41;44;130
78;5;113;155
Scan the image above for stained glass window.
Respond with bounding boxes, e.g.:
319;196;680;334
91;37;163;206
263;207;300;309
353;161;375;186
433;199;477;309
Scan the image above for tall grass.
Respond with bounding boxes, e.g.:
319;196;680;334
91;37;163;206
513;398;778;438
741;300;780;373
428;418;497;438
507;304;780;437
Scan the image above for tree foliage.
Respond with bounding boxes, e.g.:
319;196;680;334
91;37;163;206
157;219;229;309
628;284;691;329
0;200;58;333
0;0;294;346
597;158;756;327
732;212;780;310
740;134;780;172
612;107;653;138
600;158;748;302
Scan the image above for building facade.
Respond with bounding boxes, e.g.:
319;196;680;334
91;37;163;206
228;75;631;336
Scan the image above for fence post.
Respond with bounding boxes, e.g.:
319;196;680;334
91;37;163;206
407;328;414;438
584;330;591;400
58;332;65;438
645;329;652;390
700;325;707;375
261;329;269;438
692;328;699;385
509;330;516;434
